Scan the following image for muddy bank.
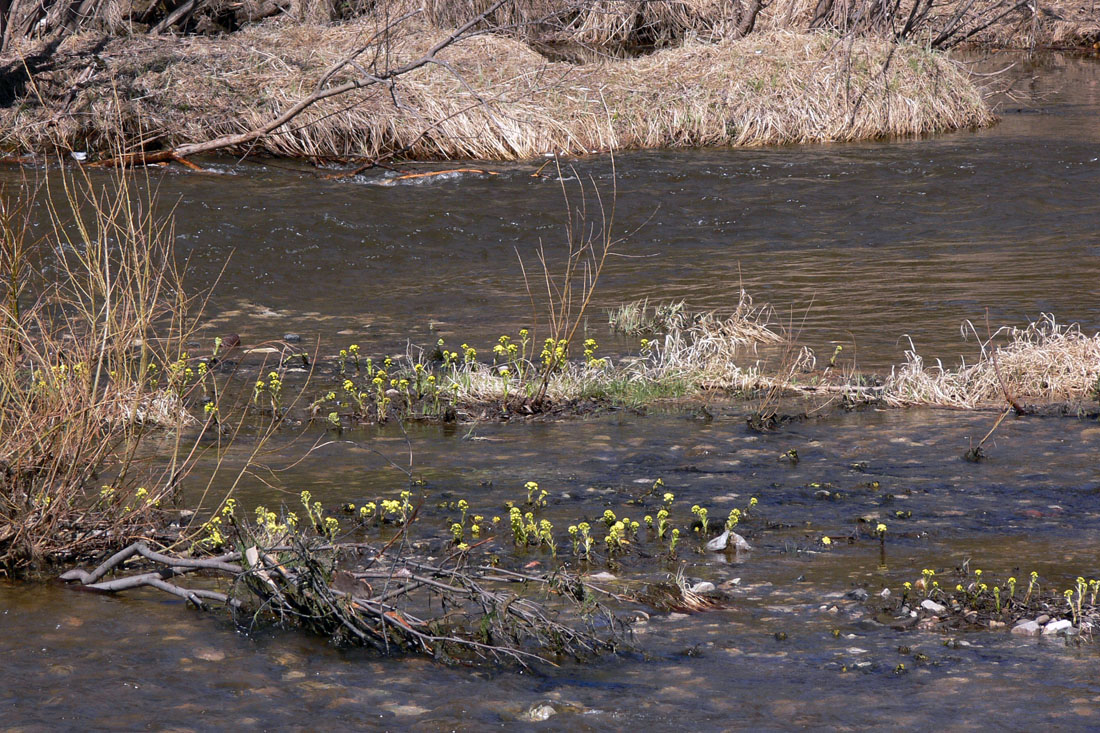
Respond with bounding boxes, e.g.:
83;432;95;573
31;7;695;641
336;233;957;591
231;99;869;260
0;19;991;160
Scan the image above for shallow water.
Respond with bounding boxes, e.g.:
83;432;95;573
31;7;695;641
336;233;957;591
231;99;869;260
5;410;1100;729
4;52;1100;730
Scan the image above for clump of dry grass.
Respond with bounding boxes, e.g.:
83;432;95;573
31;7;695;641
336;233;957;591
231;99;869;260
0;172;198;572
435;289;793;410
0;168;292;574
608;299;689;335
1;18;992;160
883;314;1100;408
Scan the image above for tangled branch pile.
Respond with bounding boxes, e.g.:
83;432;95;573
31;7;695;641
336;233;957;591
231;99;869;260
60;529;631;665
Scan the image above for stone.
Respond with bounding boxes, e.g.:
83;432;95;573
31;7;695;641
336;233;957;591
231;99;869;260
1042;619;1075;636
384;703;429;717
1035;614;1051;625
526;704;557;722
586;571;616;581
690;581;716;594
1011;620;1041;636
989;620;1006;629
846;588;869;602
920;599;947;615
283;333;301;343
879;588;892;599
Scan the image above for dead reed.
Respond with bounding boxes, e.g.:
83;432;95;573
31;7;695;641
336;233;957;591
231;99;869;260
1;19;991;160
0;167;292;574
882;314;1100;409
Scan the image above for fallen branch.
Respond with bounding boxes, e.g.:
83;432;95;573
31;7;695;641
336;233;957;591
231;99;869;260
96;1;511;167
60;533;628;666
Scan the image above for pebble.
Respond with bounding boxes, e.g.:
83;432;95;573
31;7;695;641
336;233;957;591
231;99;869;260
1011;620;1042;636
283;333;301;343
846;588;869;602
1042;619;1075;636
920;599;947;615
1035;614;1051;625
879;588;891;599
384;703;429;717
690;581;716;594
525;704;557;722
586;571;616;582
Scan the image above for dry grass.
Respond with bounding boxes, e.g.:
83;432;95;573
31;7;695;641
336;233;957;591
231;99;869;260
0;170;198;572
422;0;739;58
755;0;1100;48
446;307;1100;414
420;0;1098;52
882;314;1100;408
436;289;794;410
608;299;689;335
1;18;991;160
0;168;294;574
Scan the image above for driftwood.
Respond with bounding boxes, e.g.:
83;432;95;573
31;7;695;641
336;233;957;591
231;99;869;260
60;536;630;665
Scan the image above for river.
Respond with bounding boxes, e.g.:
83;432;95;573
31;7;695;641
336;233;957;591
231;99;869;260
2;51;1099;730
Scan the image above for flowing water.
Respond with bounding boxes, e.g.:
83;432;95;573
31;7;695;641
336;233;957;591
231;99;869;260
3;52;1100;729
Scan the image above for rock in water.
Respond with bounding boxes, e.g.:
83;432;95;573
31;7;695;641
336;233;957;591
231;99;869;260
1042;619;1075;636
920;599;947;615
1011;620;1042;636
705;529;752;552
526;704;556;722
705;530;730;552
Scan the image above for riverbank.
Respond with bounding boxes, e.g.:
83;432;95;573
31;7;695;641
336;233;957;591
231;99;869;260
0;19;992;160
